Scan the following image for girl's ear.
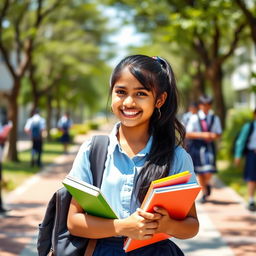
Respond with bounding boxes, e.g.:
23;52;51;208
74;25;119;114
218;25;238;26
156;92;167;108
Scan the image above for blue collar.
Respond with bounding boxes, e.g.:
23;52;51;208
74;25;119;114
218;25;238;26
108;122;153;157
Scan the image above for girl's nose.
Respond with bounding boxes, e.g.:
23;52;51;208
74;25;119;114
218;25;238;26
123;96;135;107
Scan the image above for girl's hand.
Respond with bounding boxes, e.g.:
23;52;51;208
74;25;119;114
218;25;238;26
153;206;172;234
116;208;162;240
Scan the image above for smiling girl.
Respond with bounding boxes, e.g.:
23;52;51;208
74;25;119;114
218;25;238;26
67;55;199;256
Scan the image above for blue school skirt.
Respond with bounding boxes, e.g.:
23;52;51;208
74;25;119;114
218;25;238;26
92;237;184;256
244;150;256;181
187;139;217;174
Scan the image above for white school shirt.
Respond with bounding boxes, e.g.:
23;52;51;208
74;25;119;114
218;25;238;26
24;114;46;133
186;110;222;134
69;123;197;219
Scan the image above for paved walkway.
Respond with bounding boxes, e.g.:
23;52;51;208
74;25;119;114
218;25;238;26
0;125;255;256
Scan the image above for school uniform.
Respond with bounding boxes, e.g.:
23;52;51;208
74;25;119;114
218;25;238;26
185;110;222;174
24;114;46;166
57;116;73;143
235;121;256;181
69;123;197;256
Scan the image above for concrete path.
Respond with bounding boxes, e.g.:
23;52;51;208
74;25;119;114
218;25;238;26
0;125;255;256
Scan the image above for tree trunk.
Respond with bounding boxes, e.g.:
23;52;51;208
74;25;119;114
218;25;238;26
6;81;20;162
192;61;206;101
206;62;226;128
46;95;53;141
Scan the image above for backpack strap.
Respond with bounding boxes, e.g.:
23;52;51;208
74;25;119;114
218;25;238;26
89;135;109;187
208;115;215;132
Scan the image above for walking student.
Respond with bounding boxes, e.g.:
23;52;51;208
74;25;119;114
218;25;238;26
24;108;46;167
234;109;256;211
185;95;222;203
57;112;73;153
67;55;199;255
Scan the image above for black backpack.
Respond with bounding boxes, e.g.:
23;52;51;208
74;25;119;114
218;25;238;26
232;121;254;157
37;135;109;256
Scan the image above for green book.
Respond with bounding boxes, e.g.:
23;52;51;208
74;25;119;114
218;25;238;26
62;175;119;219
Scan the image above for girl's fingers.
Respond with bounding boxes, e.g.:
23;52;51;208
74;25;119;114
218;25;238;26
153;206;169;216
137;208;162;220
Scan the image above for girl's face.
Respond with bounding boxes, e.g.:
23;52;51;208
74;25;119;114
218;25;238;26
111;67;165;129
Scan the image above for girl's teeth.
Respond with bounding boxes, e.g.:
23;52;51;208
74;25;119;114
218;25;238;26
123;111;138;116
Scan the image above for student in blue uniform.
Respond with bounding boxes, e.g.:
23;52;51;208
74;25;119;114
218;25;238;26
24;108;46;167
67;55;199;256
234;109;256;212
58;112;73;153
185;95;222;203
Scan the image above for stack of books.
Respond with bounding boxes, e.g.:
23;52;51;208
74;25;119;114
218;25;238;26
62;170;201;252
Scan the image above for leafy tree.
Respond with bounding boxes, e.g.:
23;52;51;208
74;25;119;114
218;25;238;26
109;0;246;125
0;0;63;161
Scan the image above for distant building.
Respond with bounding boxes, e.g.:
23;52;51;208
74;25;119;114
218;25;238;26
231;44;256;109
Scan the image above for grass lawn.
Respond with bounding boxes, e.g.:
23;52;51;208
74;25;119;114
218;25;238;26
2;141;69;192
217;160;247;200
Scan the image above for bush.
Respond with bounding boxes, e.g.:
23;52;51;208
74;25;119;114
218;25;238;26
218;108;253;160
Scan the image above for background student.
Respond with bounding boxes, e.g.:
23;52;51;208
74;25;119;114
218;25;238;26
185;95;222;203
57;112;73;153
67;54;199;256
24;108;46;167
234;109;256;212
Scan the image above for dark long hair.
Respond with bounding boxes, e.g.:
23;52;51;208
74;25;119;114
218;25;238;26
110;54;185;203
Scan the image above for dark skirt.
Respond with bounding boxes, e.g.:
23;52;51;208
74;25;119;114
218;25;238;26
244;150;256;181
187;139;217;174
32;138;42;153
60;132;70;143
92;237;184;256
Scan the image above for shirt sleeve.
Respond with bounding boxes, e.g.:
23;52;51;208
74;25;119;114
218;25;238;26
234;123;251;158
186;114;199;132
24;118;32;131
68;139;93;184
211;115;222;134
170;146;198;184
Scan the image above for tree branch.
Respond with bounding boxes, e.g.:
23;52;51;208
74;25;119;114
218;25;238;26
14;2;29;65
235;0;256;42
212;17;220;59
192;31;210;67
220;22;246;63
235;0;256;24
0;0;10;36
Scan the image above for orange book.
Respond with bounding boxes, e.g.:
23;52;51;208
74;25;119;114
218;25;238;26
123;171;201;252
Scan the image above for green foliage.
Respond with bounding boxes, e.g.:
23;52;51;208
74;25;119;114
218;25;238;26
218;108;253;160
217;161;247;200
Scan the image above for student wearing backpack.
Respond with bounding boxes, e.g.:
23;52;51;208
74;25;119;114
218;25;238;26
57;112;73;153
67;55;199;256
24;108;46;167
234;109;256;212
185;95;222;203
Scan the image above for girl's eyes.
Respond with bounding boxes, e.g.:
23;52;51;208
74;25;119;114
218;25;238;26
114;90;148;97
136;91;147;96
115;89;126;95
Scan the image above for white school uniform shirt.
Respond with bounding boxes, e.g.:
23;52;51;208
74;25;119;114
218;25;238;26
186;110;222;134
24;114;46;133
69;123;197;219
